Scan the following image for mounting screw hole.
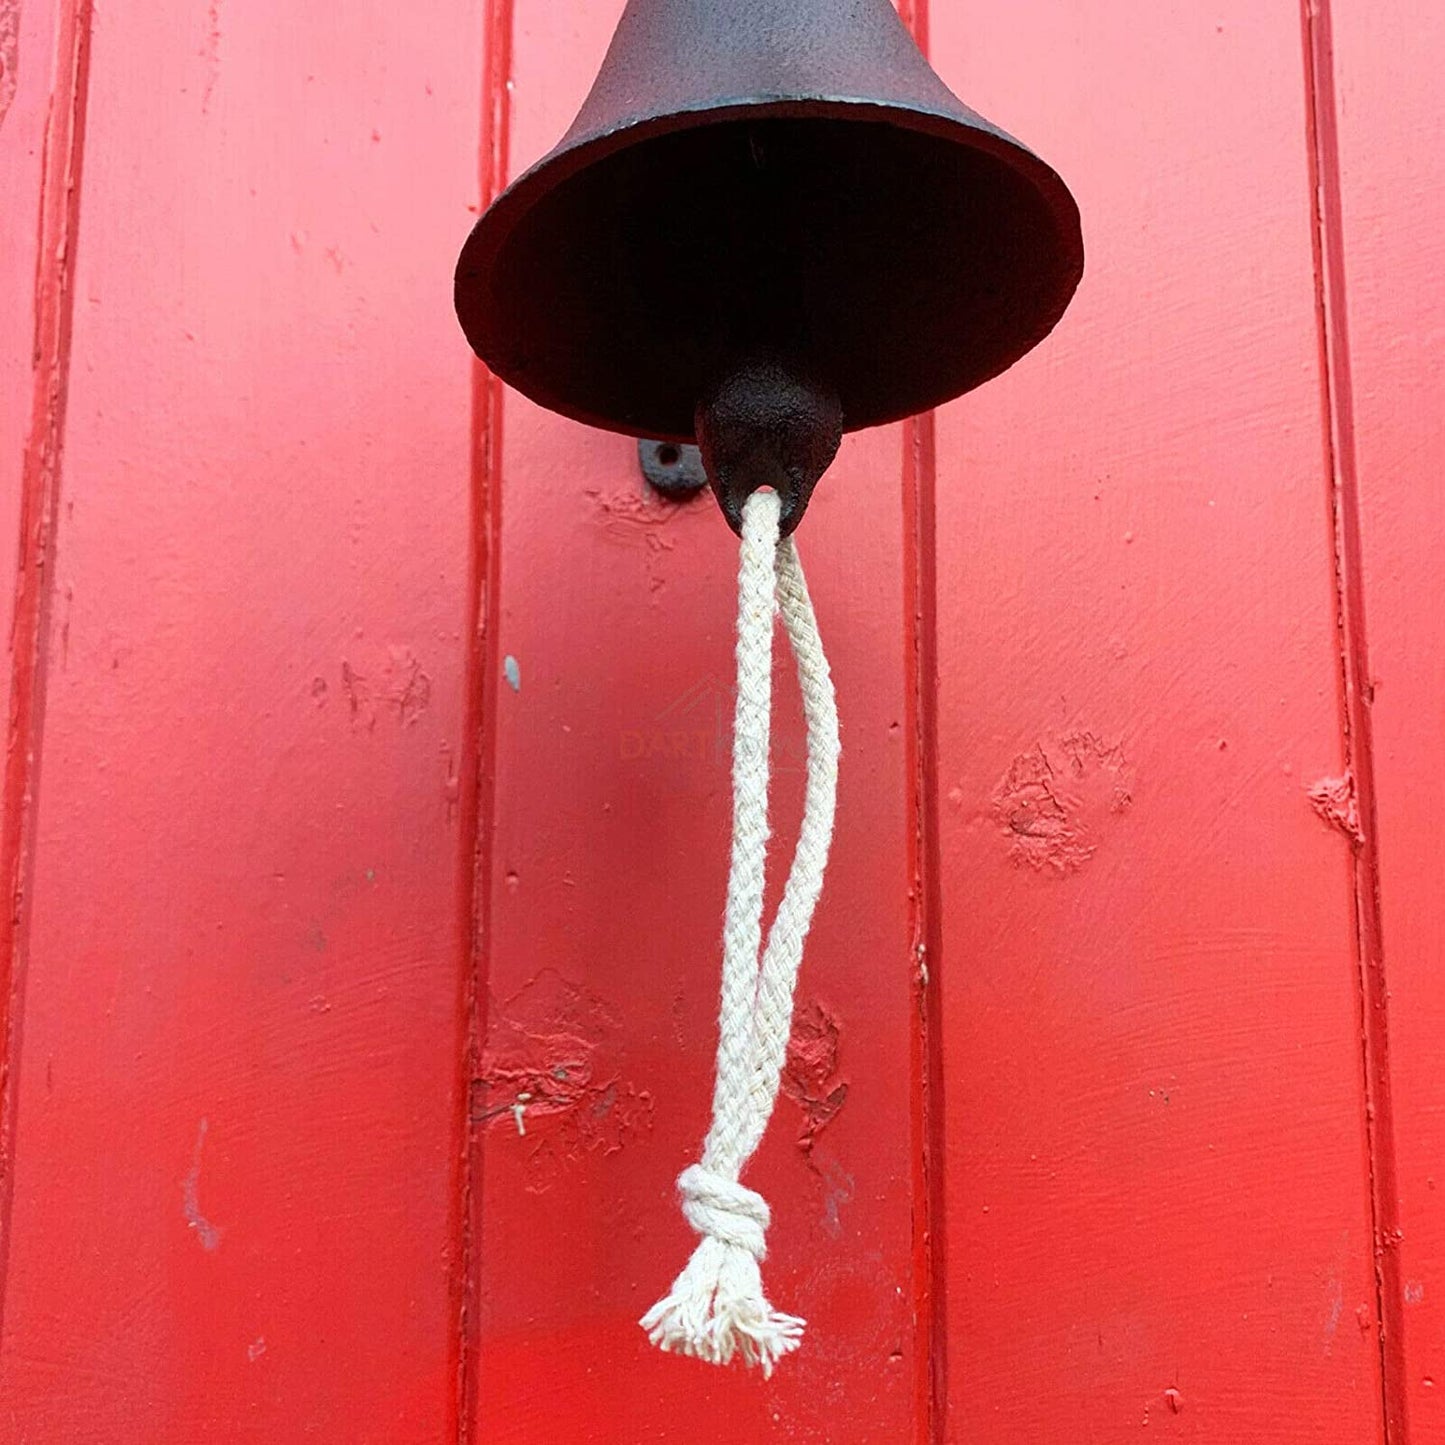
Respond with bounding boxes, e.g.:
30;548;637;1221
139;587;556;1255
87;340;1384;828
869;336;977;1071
638;439;707;499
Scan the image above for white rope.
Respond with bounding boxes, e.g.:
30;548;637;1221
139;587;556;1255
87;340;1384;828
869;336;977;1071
640;488;840;1375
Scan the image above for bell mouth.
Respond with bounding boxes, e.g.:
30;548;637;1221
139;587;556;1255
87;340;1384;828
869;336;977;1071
455;97;1083;442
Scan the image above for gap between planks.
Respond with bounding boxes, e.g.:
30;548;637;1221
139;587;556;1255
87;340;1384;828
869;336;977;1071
452;0;515;1442
1299;2;1408;1441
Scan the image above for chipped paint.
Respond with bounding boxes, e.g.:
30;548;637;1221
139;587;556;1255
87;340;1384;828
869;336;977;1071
990;731;1133;874
782;1000;849;1154
502;654;520;692
583;483;695;597
1308;770;1366;846
584;484;686;544
474;971;652;1191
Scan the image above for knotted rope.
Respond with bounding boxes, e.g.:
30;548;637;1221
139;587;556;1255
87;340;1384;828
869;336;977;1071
640;488;840;1375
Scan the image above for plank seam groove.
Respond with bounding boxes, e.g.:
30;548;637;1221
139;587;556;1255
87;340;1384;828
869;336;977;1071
1299;3;1409;1439
903;407;947;1445
897;3;944;1433
0;0;94;1342
453;1;514;1440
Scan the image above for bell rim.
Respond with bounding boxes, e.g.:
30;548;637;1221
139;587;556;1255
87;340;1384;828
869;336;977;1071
455;94;1084;442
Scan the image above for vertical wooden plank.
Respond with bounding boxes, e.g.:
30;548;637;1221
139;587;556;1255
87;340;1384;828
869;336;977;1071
0;2;483;1440
928;2;1384;1438
1329;0;1445;1434
467;3;923;1438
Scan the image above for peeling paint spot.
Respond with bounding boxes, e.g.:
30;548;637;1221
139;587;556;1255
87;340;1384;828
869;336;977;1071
0;0;19;133
782;1002;849;1154
182;1118;223;1252
781;1003;855;1233
992;731;1133;874
474;971;652;1191
584;484;693;599
585;484;687;546
1308;770;1365;846
503;654;521;692
247;1336;266;1363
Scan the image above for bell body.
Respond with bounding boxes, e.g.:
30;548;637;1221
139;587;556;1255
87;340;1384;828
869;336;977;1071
455;0;1082;457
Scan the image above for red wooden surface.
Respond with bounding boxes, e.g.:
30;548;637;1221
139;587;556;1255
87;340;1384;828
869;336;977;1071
0;1;1441;1442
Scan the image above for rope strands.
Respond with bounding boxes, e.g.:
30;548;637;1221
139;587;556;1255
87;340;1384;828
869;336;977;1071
640;488;841;1374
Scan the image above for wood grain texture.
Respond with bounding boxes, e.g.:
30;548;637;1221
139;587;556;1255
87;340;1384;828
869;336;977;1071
928;1;1384;1438
1330;0;1445;1434
466;3;923;1439
0;1;483;1439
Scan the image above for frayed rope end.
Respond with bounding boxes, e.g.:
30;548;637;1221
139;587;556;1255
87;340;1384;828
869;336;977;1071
639;1233;805;1377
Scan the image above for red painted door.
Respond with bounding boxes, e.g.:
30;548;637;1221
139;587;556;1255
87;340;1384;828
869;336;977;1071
0;2;1438;1442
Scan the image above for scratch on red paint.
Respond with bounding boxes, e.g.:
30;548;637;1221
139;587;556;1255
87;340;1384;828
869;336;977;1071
1308;769;1366;846
475;970;653;1191
990;731;1133;874
338;647;432;730
180;1117;223;1252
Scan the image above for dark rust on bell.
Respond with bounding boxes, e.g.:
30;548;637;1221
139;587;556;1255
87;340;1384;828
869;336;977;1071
455;0;1084;534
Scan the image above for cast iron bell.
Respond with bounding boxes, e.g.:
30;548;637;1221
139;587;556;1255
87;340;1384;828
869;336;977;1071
455;0;1083;532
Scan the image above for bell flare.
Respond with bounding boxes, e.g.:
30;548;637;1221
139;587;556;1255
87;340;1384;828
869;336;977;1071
455;0;1083;443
